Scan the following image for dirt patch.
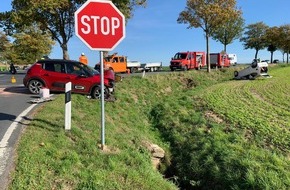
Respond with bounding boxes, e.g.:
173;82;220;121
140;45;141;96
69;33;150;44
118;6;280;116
164;87;172;93
181;78;199;89
131;93;138;103
204;111;224;124
250;89;265;101
98;144;120;154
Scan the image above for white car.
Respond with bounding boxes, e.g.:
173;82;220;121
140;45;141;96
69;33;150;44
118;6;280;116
234;59;270;80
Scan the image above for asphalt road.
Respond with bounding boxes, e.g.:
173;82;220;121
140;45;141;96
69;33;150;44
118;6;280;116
0;70;40;189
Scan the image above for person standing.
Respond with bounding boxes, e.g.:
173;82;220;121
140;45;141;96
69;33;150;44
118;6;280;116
79;53;88;65
9;63;17;74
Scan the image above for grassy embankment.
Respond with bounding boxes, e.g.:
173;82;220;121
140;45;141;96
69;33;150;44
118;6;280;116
9;64;290;189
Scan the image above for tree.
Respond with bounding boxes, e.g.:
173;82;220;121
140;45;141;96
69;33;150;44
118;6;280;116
0;20;54;65
10;26;55;65
265;26;280;63
0;32;10;54
278;24;290;63
267;45;277;63
0;11;13;36
0;32;10;64
240;22;269;59
212;15;244;52
177;0;241;72
0;0;146;60
280;49;287;63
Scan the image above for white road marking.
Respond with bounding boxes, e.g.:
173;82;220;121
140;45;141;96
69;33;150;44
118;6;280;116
0;103;37;175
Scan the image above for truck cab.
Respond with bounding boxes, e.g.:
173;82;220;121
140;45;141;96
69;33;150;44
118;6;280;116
95;53;127;73
170;51;205;71
104;54;127;73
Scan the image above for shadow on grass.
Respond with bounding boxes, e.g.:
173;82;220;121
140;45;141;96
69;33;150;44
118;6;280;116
20;116;63;132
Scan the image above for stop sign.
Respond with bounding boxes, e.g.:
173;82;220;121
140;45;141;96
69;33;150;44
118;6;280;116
75;0;126;51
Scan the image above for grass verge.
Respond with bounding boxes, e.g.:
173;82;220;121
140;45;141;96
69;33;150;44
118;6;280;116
9;64;290;189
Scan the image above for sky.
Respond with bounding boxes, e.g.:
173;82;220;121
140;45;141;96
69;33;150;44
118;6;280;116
1;0;290;66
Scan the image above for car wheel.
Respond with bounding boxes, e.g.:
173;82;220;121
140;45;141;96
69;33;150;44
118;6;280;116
91;85;110;99
251;61;258;68
130;67;137;73
234;71;239;77
28;79;43;94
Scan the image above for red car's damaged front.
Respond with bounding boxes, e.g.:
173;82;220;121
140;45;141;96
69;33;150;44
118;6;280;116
104;69;115;93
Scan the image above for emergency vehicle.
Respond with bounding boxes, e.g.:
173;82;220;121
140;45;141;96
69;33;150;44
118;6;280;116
210;53;231;68
170;51;206;71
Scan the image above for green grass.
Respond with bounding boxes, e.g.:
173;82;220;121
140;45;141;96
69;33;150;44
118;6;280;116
9;65;290;189
0;65;8;71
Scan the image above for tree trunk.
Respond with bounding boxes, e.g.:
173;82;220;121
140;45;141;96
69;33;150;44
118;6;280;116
206;32;211;73
270;51;273;63
255;50;259;59
61;43;70;60
287;52;289;63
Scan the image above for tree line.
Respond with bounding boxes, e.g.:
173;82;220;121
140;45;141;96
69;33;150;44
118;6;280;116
0;0;289;69
240;22;290;64
0;0;146;65
178;0;290;72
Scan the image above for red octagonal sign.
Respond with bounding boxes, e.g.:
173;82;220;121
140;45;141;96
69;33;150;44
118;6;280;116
75;0;125;51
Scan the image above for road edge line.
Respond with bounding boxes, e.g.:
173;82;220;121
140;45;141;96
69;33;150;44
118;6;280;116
0;103;37;176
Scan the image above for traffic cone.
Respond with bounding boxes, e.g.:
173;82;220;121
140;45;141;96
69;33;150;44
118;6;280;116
11;76;16;83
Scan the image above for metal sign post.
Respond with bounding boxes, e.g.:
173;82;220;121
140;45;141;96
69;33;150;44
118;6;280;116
100;51;105;149
75;0;125;150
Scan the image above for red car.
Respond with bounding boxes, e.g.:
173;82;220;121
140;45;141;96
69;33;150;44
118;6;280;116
23;59;115;99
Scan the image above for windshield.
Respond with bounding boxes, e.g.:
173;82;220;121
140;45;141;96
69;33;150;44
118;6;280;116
88;65;100;75
173;53;187;60
104;56;113;62
80;63;100;75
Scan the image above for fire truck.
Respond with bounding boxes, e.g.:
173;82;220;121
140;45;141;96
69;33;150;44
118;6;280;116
170;51;206;71
210;53;231;68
